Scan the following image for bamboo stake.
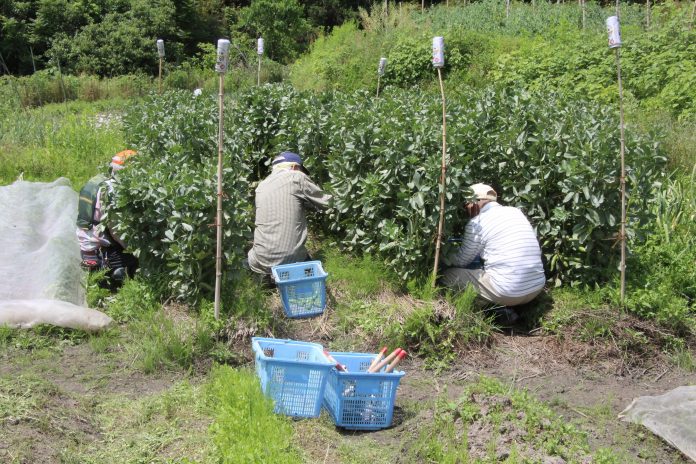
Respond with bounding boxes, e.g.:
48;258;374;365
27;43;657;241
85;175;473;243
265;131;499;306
607;16;626;305
377;57;387;99
422;0;424;13
690;0;695;30
257;38;264;86
506;0;511;19
581;0;586;29
432;66;447;286
158;57;163;94
214;72;224;320
157;39;165;93
214;39;230;320
615;48;627;306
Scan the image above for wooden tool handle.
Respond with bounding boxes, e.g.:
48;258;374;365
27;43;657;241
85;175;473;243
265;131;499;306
368;348;401;373
368;346;388;371
384;350;407;373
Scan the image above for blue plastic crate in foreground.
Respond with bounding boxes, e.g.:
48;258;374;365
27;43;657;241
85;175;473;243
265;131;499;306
323;352;405;430
271;261;328;318
252;337;333;418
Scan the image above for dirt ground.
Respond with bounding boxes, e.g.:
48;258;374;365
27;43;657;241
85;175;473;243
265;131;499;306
1;324;694;463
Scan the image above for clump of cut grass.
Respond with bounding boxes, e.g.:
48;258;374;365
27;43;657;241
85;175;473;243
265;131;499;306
206;365;301;464
386;285;494;370
0;323;88;352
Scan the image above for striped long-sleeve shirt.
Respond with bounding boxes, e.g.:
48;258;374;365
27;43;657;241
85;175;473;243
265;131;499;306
452;202;546;297
247;168;331;274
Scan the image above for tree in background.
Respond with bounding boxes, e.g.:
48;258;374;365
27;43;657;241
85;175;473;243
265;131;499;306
0;0;34;74
48;0;180;75
231;0;312;64
302;0;371;30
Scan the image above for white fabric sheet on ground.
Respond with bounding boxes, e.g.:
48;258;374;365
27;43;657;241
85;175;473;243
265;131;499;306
619;386;696;462
0;178;112;331
0;299;113;332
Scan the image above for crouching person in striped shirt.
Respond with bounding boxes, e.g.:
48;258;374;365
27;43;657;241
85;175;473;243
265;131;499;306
440;183;546;324
247;152;332;284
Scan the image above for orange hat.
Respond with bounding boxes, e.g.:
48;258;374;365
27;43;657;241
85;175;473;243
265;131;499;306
110;150;137;171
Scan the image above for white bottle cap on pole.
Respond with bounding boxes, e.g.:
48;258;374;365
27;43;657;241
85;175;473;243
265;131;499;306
257;37;264;55
215;39;231;73
432;36;445;68
606;16;622;49
378;57;387;76
157;39;165;57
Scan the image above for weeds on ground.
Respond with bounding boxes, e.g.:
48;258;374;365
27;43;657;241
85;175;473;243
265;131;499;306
206;365;301;463
85;270;110;308
103;277;236;372
541;287;693;371
323;247;397;298
0;99;125;187
387;285;494;370
59;381;214;464
0;374;58;423
405;376;620;463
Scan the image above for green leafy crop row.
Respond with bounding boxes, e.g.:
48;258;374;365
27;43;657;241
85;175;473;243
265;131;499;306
111;85;664;301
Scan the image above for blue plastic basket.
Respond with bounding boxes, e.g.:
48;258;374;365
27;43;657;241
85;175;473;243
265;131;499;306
323;352;405;430
271;261;328;318
251;337;333;418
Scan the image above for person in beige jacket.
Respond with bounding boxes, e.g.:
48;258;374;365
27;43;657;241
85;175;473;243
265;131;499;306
247;152;331;277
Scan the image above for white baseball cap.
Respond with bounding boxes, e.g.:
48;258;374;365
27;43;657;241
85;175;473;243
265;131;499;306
470;183;497;201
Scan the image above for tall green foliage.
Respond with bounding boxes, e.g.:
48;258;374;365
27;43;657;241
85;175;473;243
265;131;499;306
493;23;696;119
109;91;253;301
115;85;664;301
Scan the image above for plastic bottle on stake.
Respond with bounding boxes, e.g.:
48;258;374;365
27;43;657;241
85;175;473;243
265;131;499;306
257;37;264;56
378;57;387;76
156;39;165;57
606;16;622;48
215;39;231;74
432;36;445;68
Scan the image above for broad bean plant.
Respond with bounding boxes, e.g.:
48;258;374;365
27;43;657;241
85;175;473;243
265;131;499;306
112;85;665;300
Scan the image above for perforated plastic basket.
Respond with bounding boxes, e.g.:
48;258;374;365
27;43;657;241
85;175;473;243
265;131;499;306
251;337;333;418
271;261;328;318
323;352;405;430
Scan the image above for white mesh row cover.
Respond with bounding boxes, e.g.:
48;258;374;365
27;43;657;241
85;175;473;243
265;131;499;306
0;179;112;332
619;386;696;462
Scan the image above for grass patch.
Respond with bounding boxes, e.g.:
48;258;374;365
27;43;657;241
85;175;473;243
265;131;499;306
0;374;58;423
0;99;126;187
206;365;301;463
322;247;397;298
